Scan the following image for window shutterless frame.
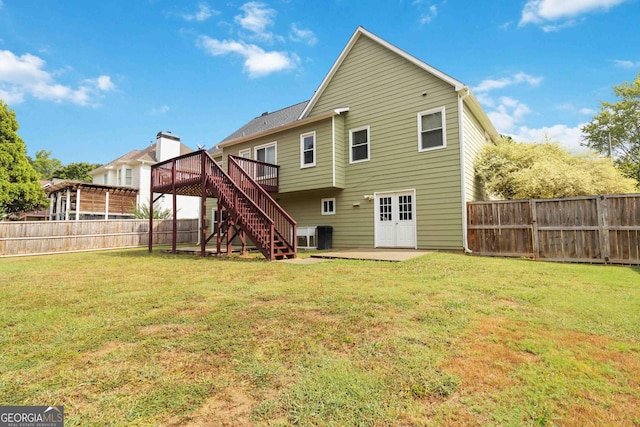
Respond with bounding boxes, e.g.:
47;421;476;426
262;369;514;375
300;131;316;168
321;197;336;215
349;125;370;163
417;106;446;152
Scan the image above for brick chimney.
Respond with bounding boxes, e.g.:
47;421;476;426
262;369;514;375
156;131;181;162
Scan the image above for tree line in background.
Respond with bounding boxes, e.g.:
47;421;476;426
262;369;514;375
29;149;101;182
2;73;640;216
476;72;640;200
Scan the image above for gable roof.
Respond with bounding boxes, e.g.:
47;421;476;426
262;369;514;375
221;101;309;143
219;26;499;147
299;26;465;119
90;142;193;175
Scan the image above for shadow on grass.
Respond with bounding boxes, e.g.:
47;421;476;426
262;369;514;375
95;247;269;263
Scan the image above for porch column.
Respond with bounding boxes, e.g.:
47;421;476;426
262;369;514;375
105;191;110;220
65;190;71;220
49;194;54;221
76;188;81;221
55;193;62;220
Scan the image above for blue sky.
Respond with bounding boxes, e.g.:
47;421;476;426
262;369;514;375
1;0;639;164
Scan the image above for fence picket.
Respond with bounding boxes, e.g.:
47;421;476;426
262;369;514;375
0;219;198;257
468;194;640;265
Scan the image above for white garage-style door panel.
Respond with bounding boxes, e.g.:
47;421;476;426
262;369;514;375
374;190;417;248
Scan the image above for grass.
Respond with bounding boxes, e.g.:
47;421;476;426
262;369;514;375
0;249;638;426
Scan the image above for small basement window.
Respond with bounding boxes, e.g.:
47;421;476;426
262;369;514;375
321;198;336;215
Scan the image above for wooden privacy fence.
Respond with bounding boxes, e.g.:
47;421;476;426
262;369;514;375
467;194;640;265
0;219;198;257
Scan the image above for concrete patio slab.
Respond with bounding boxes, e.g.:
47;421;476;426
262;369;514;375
310;248;432;262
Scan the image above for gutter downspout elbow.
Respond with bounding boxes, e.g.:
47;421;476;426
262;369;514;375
457;86;473;254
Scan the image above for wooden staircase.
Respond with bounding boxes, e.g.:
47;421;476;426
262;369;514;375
150;151;296;261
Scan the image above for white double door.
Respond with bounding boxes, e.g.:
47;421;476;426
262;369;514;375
374;190;416;248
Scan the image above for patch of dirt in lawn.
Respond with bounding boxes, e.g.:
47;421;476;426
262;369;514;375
437;316;640;426
80;341;137;361
139;323;199;338
168;390;255;427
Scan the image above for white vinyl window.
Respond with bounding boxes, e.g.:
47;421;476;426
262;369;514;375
254;142;276;164
238;148;251;158
349;126;370;163
418;107;446;152
300;131;316;168
321;198;336;215
125;168;132;186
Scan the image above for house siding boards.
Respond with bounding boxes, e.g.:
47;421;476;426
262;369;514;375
306;33;464;250
224;118;337;193
217;28;497;251
462;106;489;202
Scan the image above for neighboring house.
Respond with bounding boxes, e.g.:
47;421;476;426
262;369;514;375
46;179;138;220
89;131;200;218
214;26;499;251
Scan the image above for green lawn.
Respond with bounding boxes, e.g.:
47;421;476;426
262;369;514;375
1;249;638;426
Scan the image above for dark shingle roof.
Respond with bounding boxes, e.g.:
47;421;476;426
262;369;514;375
221;100;309;143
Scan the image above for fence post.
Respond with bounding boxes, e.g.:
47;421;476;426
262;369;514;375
530;199;539;259
596;195;610;263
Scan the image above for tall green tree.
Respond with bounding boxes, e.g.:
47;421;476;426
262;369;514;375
0;101;48;215
475;137;637;200
53;162;102;182
581;72;640;184
29;149;63;180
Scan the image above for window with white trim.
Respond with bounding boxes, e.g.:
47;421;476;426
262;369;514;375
255;142;276;164
125;168;132;186
238;148;251;158
418;107;446;151
300;131;316;168
321;198;336;215
349;126;370;163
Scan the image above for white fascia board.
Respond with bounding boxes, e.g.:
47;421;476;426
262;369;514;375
299;26;465;120
459;88;500;144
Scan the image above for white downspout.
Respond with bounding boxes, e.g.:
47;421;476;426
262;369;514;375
457;86;472;253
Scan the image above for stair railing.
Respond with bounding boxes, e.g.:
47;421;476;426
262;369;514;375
228;155;297;256
202;152;276;258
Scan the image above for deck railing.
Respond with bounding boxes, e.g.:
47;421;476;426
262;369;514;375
150;150;294;260
229;156;279;193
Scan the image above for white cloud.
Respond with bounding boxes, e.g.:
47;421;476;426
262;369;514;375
487;97;532;132
88;75;116;91
182;2;218;22
151;105;170;115
235;2;276;40
556;103;597;116
198;36;298;78
520;0;628;28
499;21;512;30
474;73;542;136
0;50;115;106
579;107;597;115
473;72;542;93
613;59;640;69
289;24;317;46
508;123;589;153
412;1;438;24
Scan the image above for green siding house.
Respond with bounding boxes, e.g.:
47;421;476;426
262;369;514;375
215;27;499;251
